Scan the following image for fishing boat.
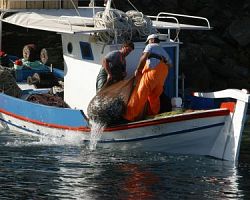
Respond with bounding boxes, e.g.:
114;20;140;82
0;0;249;163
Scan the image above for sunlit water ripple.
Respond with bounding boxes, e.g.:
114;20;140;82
0;125;250;199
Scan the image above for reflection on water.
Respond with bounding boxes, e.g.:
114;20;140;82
118;163;160;199
0;127;250;199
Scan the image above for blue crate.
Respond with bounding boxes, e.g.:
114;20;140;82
15;69;50;82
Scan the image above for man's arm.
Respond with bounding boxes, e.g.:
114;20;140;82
102;58;112;82
135;52;149;76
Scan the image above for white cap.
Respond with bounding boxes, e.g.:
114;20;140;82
145;34;159;43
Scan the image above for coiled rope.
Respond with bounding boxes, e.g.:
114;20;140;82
94;9;133;43
126;10;155;39
94;9;156;43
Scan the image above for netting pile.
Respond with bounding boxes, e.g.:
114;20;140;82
0;66;21;98
87;77;135;126
26;93;69;108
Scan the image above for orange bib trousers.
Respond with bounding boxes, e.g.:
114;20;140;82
124;61;169;121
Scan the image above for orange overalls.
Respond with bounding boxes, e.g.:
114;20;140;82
123;61;169;121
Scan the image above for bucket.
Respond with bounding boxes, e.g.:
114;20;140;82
14;59;23;70
171;97;182;111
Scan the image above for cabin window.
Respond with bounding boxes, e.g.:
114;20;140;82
67;42;73;54
79;42;94;60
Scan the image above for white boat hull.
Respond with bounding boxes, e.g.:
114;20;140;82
0;107;229;159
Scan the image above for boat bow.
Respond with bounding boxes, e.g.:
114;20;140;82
194;89;250;163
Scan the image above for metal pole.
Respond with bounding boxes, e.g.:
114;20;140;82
0;12;5;51
92;0;95;17
182;73;185;99
104;0;112;15
175;43;179;97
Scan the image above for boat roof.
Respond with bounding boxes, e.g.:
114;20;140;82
0;8;211;34
0;8;109;34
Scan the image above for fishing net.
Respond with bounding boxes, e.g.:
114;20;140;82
26;93;69;108
87;77;135;126
0;66;21;98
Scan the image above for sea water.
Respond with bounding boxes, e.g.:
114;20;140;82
0;125;250;199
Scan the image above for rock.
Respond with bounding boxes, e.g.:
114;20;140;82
202;44;223;59
228;17;250;46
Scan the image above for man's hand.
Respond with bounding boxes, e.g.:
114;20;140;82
135;69;142;77
107;73;112;82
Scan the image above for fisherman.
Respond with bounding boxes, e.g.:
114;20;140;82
123;34;171;121
96;41;134;92
21;44;48;70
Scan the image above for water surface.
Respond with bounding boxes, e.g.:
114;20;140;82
0;125;250;199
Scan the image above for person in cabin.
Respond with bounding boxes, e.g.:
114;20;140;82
123;34;171;121
96;41;134;92
21;44;48;70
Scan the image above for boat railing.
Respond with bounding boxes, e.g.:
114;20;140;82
25;15;92;32
151;15;180;26
59;15;95;27
149;12;211;28
33;17;74;32
147;12;211;31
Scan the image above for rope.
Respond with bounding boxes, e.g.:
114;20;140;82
94;9;133;43
126;10;155;39
127;0;139;11
94;9;156;43
70;0;81;17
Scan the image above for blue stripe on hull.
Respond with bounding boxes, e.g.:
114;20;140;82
0;93;88;127
0;116;224;143
94;122;225;143
0;117;45;135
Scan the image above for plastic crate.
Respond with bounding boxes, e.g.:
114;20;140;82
15;69;49;82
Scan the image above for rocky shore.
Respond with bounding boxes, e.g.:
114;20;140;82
115;0;250;91
2;0;250;91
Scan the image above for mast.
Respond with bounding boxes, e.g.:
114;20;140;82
89;0;96;17
103;0;112;15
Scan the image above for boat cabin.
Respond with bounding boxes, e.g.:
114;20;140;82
0;0;211;114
